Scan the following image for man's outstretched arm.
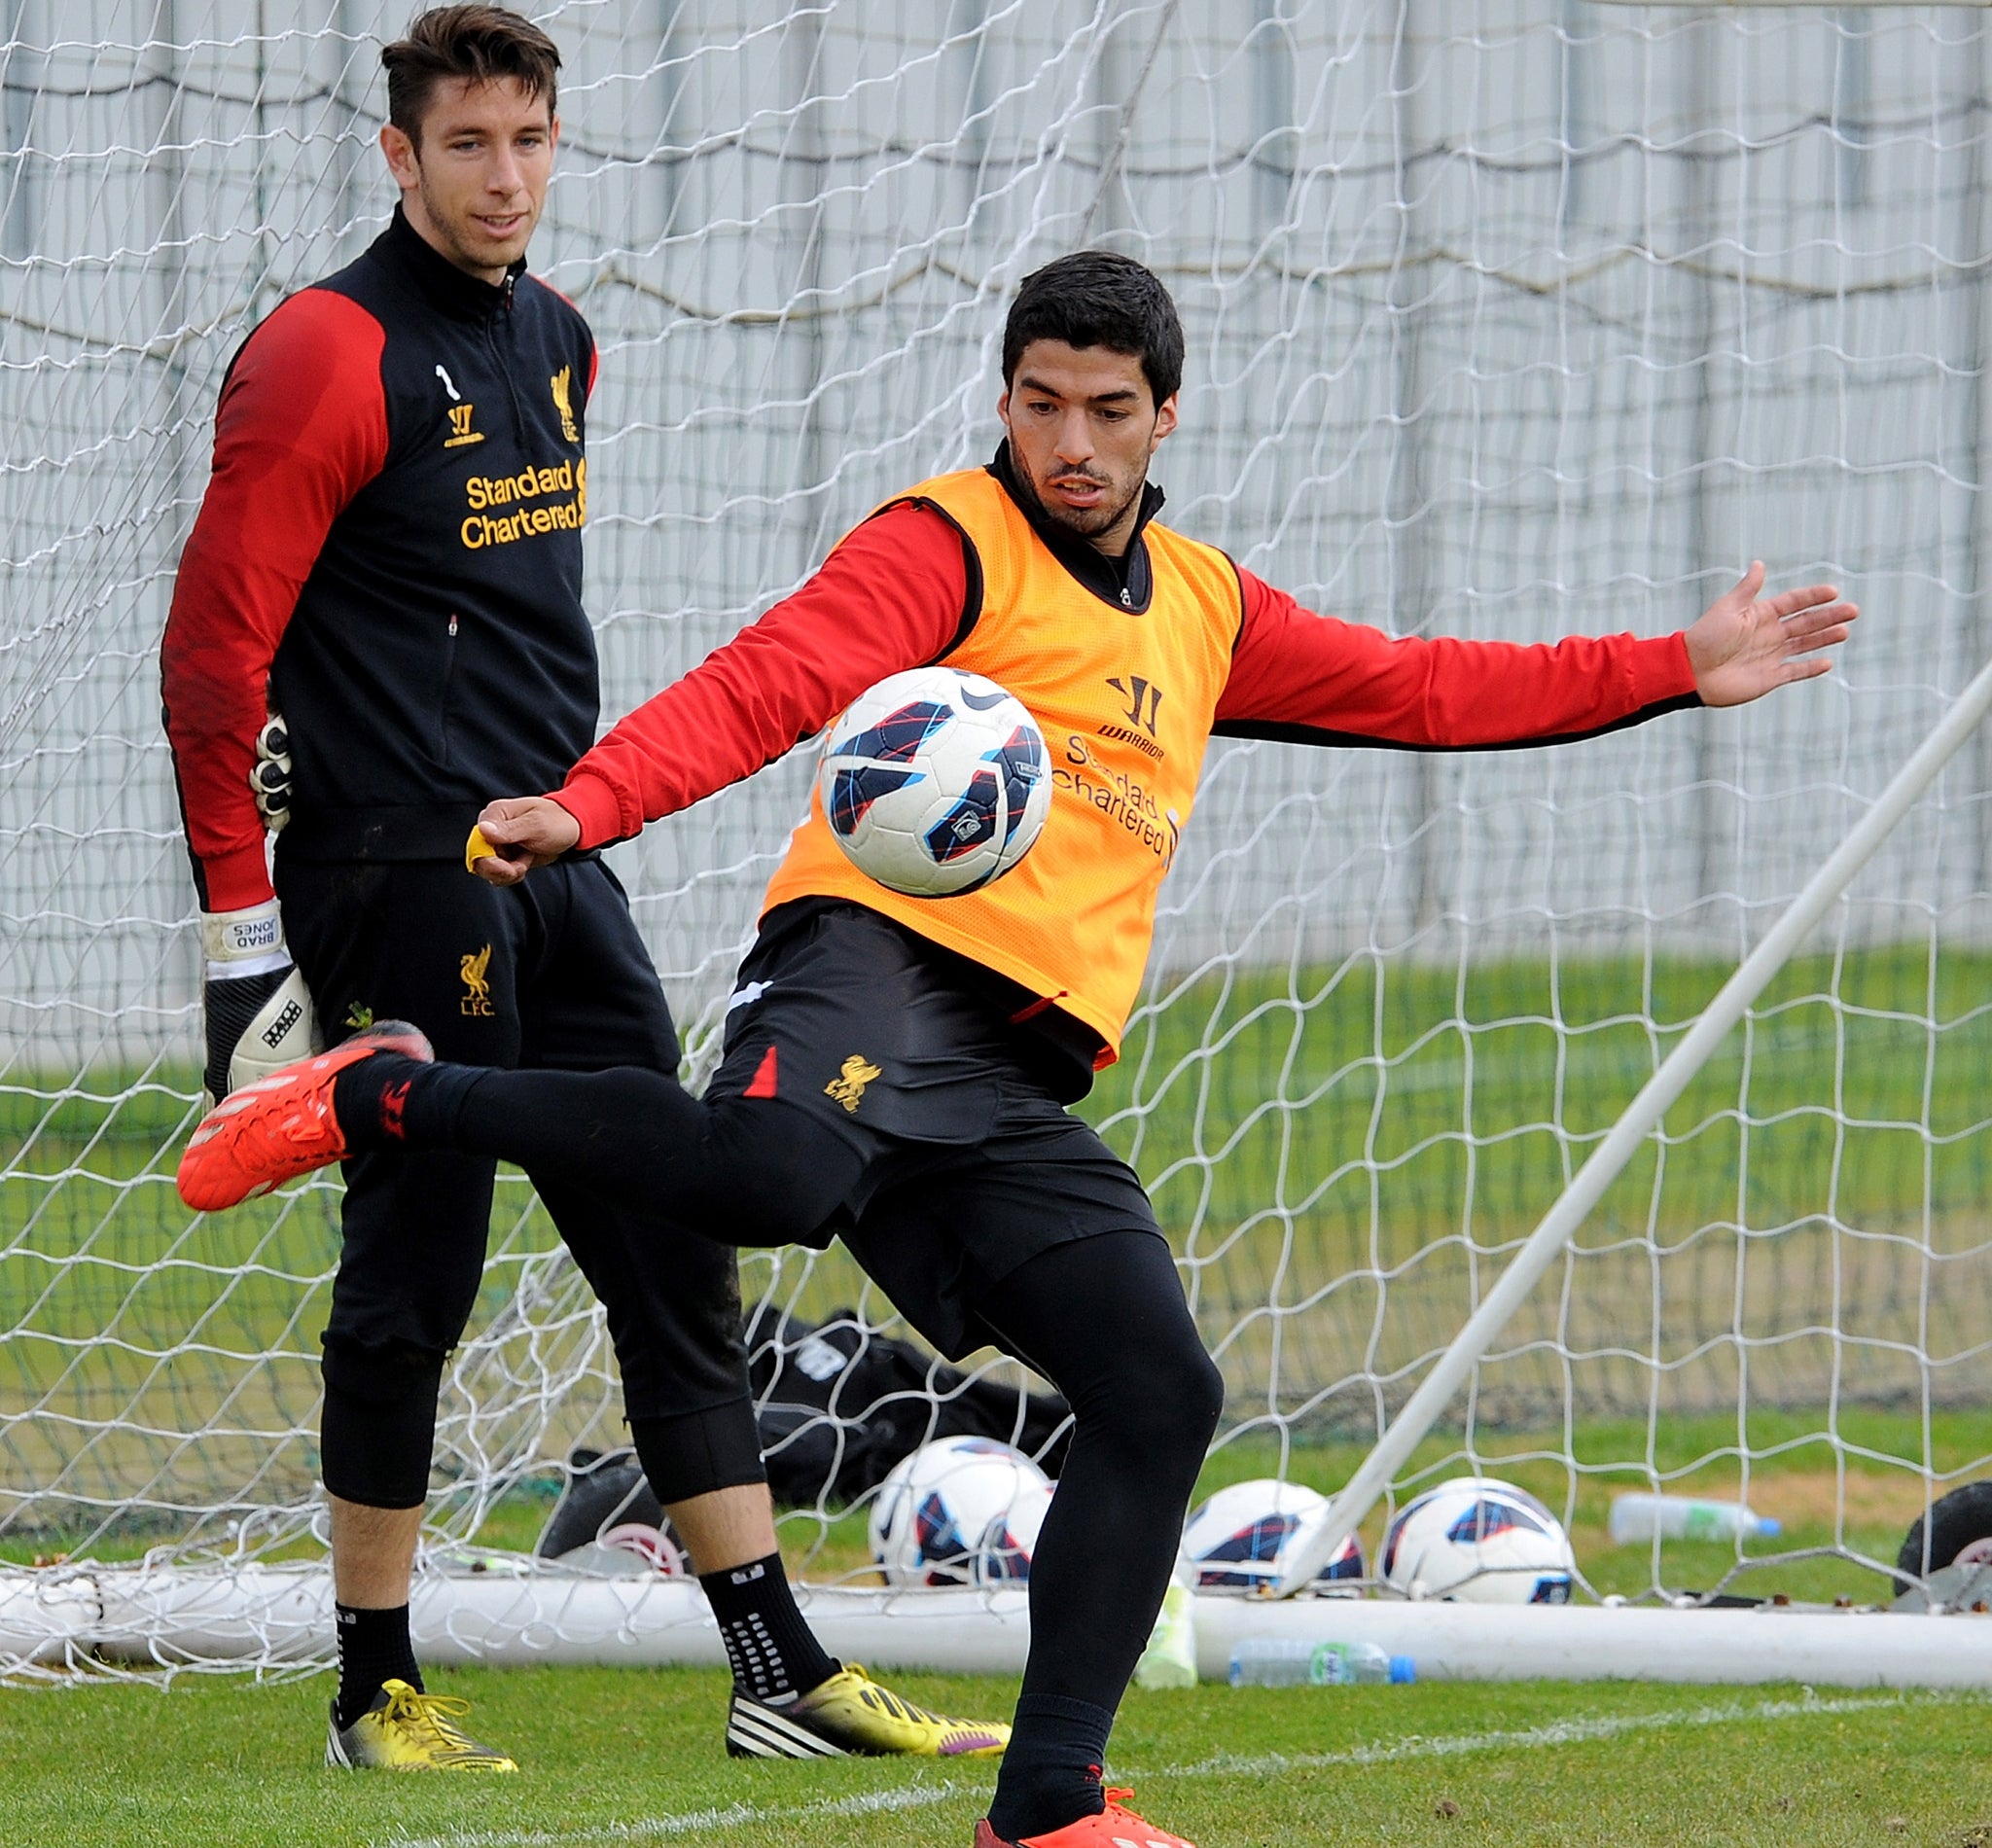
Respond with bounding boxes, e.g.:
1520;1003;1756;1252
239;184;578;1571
470;502;971;883
1213;562;1856;748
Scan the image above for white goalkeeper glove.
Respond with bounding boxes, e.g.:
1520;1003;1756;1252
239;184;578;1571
199;901;318;1111
250;712;292;832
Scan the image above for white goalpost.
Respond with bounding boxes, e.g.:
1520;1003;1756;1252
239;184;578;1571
4;0;1991;1684
1274;652;1992;1599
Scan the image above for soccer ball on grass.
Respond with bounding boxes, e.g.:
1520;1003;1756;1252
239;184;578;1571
1180;1477;1364;1594
869;1436;1055;1587
1381;1475;1576;1604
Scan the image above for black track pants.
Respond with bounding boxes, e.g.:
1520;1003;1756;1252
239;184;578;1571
374;1061;868;1249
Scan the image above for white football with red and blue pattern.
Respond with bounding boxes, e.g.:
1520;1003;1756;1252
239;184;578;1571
869;1436;1054;1588
972;1475;1054;1588
1381;1475;1576;1605
817;667;1050;898
1181;1477;1364;1595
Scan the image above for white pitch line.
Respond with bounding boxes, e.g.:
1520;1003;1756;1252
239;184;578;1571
1141;1689;1942;1783
373;1689;1975;1848
374;1780;964;1848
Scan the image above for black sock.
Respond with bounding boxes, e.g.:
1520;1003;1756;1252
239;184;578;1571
334;1602;422;1730
333;1055;482;1154
986;1694;1112;1842
696;1551;836;1705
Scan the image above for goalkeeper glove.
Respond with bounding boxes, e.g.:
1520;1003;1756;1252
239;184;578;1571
199;901;318;1110
250;711;293;832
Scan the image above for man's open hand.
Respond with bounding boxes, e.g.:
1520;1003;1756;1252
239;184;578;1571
1684;562;1858;708
467;797;581;886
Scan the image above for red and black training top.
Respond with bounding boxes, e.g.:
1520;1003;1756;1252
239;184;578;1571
160;206;599;911
551;444;1704;850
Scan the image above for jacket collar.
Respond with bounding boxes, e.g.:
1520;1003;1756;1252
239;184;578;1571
987;439;1165;614
379;203;526;323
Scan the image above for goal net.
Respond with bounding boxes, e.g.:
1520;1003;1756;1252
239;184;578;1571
4;0;1989;1678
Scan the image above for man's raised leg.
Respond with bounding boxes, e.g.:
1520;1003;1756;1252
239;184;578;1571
177;1035;854;1244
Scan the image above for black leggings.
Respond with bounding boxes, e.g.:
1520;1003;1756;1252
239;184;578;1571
364;1059;865;1247
353;1058;1224;1718
978;1230;1224;1715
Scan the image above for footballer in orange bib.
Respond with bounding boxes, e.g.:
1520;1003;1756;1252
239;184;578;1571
181;251;1856;1846
764;464;1240;1055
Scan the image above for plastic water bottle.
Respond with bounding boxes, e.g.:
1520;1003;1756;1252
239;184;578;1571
1133;1580;1198;1689
1608;1493;1781;1545
1227;1639;1415;1688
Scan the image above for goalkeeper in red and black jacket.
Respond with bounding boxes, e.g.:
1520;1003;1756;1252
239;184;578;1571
159;4;1006;1775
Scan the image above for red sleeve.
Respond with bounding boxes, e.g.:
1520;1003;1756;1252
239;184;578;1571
1214;567;1701;749
554;502;971;846
160;290;388;909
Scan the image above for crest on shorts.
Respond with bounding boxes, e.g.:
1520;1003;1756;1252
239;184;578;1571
460;943;494;1016
551;365;578;443
824;1054;880;1114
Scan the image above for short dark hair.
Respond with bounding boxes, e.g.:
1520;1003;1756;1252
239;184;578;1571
382;6;561;148
1001;251;1185;408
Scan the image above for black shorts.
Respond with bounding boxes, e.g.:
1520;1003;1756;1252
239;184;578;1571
707;901;1163;1360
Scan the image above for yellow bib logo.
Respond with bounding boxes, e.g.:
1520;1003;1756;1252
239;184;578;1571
445;404;483;449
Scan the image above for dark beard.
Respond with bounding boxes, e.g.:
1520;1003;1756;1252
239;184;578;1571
1011;457;1144;546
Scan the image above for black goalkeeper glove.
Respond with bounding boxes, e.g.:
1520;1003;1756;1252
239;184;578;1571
199;902;318;1111
250;712;292;832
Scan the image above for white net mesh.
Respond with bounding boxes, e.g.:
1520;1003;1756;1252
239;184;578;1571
4;0;1990;1676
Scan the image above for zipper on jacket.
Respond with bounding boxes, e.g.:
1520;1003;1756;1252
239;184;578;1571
438;613;460;765
493;275;528;444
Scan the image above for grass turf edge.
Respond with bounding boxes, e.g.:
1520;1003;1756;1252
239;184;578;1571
2;1668;1988;1847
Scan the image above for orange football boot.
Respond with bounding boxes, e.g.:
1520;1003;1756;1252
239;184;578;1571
974;1789;1200;1848
177;1021;434;1211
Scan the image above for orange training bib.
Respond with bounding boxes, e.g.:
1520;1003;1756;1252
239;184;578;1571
761;468;1241;1062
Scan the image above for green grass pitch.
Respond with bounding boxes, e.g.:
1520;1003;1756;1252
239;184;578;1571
2;1669;1987;1847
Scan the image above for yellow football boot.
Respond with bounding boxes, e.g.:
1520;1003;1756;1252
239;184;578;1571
726;1662;1010;1759
326;1678;518;1771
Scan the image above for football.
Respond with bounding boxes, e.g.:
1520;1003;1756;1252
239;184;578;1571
869;1436;1054;1587
817;666;1051;898
1181;1477;1364;1594
1381;1475;1576;1604
972;1475;1054;1587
